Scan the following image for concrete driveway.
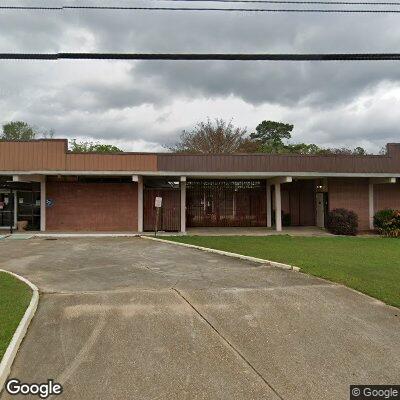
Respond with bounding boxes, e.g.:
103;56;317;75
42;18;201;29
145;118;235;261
0;237;399;400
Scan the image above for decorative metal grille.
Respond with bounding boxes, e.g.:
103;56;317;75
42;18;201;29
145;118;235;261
186;179;267;227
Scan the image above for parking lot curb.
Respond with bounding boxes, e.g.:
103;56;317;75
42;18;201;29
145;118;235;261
0;270;39;393
140;235;301;272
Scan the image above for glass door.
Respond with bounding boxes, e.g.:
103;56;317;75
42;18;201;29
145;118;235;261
16;189;41;231
0;191;16;229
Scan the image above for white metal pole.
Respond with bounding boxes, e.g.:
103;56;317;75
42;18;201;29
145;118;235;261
274;183;282;232
138;176;143;233
266;182;272;228
40;178;46;231
181;178;186;233
368;182;374;230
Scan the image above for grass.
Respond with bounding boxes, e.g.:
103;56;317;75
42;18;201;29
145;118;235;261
0;272;32;360
163;235;400;308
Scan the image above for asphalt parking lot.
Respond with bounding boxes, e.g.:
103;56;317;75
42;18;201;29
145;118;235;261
0;237;399;399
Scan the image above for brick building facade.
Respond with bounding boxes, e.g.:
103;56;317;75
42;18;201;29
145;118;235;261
1;139;399;232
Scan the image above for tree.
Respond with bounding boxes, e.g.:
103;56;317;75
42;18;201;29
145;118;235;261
1;121;55;141
250;120;294;153
250;119;368;155
316;146;368;155
167;119;248;154
69;139;123;153
1;121;37;140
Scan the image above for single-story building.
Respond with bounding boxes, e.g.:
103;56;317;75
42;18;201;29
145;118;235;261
0;139;399;233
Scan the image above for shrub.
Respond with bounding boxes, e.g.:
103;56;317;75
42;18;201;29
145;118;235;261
282;213;291;227
374;209;395;231
272;211;291;226
374;209;400;237
327;208;358;236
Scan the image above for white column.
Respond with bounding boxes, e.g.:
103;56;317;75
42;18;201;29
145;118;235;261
134;175;144;233
180;177;186;233
232;191;236;218
274;183;282;232
368;182;374;230
266;182;272;228
40;178;46;231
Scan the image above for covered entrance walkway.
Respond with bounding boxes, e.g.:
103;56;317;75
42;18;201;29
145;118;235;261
186;226;331;236
186;179;267;228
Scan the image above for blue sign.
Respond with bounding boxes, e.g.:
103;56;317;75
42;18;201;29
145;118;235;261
46;198;54;208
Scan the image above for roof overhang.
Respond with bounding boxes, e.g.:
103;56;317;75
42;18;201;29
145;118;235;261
1;171;399;179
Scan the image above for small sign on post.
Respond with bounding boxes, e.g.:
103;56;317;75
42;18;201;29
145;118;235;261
154;197;162;236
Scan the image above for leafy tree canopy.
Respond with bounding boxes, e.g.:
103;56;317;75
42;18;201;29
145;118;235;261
250;120;294;151
168;118;368;155
69;139;123;153
1;121;54;141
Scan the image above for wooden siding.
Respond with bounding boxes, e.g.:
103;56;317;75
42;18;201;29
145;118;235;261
0;140;157;172
1;140;400;175
0;140;67;171
157;144;400;174
66;153;157;171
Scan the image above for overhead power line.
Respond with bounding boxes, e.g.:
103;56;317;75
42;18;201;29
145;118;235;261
1;53;400;61
155;0;400;4
1;5;400;12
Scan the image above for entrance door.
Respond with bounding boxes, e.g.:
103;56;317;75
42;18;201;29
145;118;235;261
0;191;16;229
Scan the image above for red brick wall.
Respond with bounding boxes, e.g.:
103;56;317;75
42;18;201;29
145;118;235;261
374;182;400;211
46;182;138;231
328;178;370;230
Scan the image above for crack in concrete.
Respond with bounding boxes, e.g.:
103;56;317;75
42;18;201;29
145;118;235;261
39;283;335;297
171;287;285;400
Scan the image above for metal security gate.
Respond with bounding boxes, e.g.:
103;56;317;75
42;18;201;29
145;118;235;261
143;179;181;231
186;179;266;227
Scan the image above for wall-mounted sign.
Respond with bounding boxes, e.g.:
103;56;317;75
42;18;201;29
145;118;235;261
19;198;24;204
155;197;162;208
46;198;54;208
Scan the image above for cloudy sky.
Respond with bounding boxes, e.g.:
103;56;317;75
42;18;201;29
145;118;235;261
1;0;400;152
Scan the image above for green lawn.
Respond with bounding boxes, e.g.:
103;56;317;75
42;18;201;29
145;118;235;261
163;236;400;308
0;272;32;360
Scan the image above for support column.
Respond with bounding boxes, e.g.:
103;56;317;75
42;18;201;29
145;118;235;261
274;183;282;232
368;182;374;230
266;182;272;228
40;178;46;231
232;191;236;219
180;177;186;233
133;175;143;233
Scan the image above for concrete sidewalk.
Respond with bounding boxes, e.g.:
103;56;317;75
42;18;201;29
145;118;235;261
0;237;398;400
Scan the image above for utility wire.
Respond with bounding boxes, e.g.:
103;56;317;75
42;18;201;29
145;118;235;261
1;53;400;60
1;5;400;12
154;0;400;4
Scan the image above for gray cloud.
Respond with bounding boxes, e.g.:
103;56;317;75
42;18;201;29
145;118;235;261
1;1;400;151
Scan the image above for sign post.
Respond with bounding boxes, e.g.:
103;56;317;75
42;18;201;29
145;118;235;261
154;196;162;237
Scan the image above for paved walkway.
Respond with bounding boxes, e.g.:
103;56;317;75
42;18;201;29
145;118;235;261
186;226;332;236
0;237;398;399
